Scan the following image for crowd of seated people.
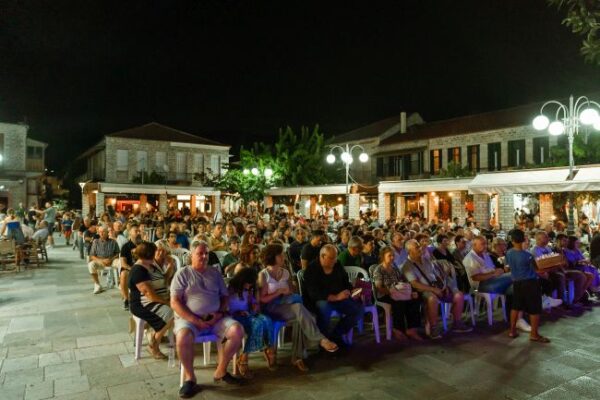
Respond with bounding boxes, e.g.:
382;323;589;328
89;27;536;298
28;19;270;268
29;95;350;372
65;205;600;398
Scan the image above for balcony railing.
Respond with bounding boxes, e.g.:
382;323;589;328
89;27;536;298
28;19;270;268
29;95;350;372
132;171;219;186
26;158;44;172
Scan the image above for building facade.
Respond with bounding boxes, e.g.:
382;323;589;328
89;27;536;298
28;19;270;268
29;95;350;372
77;122;230;217
0;122;47;209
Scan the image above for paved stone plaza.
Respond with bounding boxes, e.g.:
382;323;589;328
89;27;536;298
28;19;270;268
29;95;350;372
2;239;600;399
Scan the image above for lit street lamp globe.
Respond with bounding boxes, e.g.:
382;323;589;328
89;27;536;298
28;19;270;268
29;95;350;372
594;119;600;131
326;154;336;164
359;152;369;163
243;168;250;175
264;168;273;178
579;108;599;125
251;167;259;176
548;121;565;136
532;115;550;131
340;151;351;164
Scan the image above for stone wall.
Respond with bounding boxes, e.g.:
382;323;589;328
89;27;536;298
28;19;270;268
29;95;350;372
348;193;360;220
473;194;490;228
498;193;515;230
105;137;229;183
378;192;390;225
539;194;554;226
451;191;467;224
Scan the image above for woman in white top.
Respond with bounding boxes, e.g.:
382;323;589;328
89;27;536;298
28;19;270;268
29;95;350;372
258;243;338;372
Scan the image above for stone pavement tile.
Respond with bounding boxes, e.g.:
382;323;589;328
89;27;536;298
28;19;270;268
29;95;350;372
548;353;600;373
51;386;109;400
0;383;26;400
7;316;44;334
73;342;127;361
44;361;81;381
144;374;182;399
87;364;151;389
531;386;594;400
561;375;600;399
143;359;179;378
3;367;44;386
51;338;77;352
106;381;152;400
526;360;587;386
79;355;121;375
1;354;39;372
76;332;130;348
2;330;46;346
429;358;507;387
38;350;74;368
8;342;53;358
24;380;54;400
53;374;90;396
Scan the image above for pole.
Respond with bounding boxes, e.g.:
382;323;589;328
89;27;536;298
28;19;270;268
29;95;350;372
567;95;575;234
345;143;350;219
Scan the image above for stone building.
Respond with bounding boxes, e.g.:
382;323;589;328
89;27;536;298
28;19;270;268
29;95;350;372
77;122;230;217
0;122;47;209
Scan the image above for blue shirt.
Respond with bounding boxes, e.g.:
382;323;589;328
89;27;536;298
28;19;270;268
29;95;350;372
506;248;538;281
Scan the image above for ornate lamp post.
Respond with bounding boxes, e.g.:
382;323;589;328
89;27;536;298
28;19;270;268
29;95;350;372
326;143;369;218
532;95;600;233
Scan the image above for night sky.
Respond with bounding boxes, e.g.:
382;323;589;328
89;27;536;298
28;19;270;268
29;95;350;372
1;0;600;171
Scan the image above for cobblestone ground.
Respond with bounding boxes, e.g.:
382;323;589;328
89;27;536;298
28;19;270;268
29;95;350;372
2;237;600;400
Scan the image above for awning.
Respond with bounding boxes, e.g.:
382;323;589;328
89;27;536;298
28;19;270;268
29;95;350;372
99;182;220;196
379;178;473;193
267;185;349;196
468;168;571;194
571;167;600;191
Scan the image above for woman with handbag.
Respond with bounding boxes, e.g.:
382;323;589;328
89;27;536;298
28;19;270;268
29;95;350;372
372;246;422;342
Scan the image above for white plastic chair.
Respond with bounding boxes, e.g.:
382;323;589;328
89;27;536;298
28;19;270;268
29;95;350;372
133;315;174;360
214;251;228;265
441;292;476;327
169;254;182;271
344;266;381;343
474;290;507;326
368;264;393;341
179;333;221;387
171;248;190;266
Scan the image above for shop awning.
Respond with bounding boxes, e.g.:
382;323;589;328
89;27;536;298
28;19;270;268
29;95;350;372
99;182;220;196
571;167;600;191
267;185;350;196
379;178;473;193
468;168;571;194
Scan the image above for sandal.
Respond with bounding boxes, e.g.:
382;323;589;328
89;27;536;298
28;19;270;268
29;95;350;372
292;359;309;372
236;355;253;378
530;335;551;343
319;338;339;353
147;333;168;360
263;348;277;371
508;331;519;339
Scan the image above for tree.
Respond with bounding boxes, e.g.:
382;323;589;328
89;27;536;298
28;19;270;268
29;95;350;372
548;0;600;65
548;131;600;166
215;125;342;206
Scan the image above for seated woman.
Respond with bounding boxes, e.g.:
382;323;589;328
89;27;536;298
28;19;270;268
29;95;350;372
372;246;422;342
258;243;338;373
154;239;176;287
564;235;600;294
229;245;261;276
227;267;276;378
128;241;174;360
2;208;26;265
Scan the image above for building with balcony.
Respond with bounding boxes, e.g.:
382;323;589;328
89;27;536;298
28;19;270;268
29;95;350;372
77;122;230;217
0;122;47;209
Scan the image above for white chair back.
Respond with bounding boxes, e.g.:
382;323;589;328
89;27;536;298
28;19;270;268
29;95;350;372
344;266;370;285
214;251;228;265
169;254;182;271
171;247;190;266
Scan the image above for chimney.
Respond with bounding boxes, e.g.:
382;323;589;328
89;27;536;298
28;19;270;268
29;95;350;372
400;111;407;134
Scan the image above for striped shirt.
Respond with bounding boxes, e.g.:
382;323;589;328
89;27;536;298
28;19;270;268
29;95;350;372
90;238;120;259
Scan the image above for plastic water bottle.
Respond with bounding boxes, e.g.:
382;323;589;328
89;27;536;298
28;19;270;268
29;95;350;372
168;347;175;368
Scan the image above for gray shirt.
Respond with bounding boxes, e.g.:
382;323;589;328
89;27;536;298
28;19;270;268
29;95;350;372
170;265;227;318
89;238;120;259
44;207;56;223
402;256;437;286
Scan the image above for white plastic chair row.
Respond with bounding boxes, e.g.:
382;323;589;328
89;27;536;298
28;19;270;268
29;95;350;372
344;266;381;343
473;290;506;326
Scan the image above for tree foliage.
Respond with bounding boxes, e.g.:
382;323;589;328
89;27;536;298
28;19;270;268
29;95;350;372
549;0;600;65
215;125;341;205
548;131;600;166
437;161;475;178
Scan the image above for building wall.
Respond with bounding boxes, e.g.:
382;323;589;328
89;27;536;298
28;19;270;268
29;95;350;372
0;122;27;171
104;137;229;184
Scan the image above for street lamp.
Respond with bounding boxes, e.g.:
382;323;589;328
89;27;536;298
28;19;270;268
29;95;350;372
326;143;369;218
532;94;600;233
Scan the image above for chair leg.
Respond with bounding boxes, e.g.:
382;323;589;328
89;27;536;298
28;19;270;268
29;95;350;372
371;309;380;343
134;318;144;360
468;298;475;326
203;342;211;366
385;309;392;341
486;297;493;326
567;280;575;305
277;326;285;349
441;303;448;332
500;296;507;322
357;318;364;334
179;362;185;387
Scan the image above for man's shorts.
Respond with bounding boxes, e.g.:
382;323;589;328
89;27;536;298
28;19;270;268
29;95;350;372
512;278;542;315
47;222;55;234
87;259;119;274
174;315;239;339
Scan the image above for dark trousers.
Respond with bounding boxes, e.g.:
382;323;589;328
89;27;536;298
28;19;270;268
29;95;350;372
379;296;421;332
315;298;365;339
540;271;565;297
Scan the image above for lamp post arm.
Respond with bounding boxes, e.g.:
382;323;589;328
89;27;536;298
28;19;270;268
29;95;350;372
349;144;366;154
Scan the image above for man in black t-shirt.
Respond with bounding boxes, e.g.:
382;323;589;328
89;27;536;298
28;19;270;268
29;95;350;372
300;229;325;270
288;228;307;272
83;223;99;258
119;224;141;310
303;244;364;343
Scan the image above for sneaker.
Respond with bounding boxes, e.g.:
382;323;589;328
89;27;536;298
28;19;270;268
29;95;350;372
452;321;473;333
428;325;443;340
213;372;244;385
542;295;562;309
123;300;129;311
548;297;563;308
93;284;103;294
516;318;532;332
179;380;201;398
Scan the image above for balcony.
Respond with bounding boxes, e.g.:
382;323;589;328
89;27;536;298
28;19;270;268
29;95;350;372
25;158;44;172
132;171;219;186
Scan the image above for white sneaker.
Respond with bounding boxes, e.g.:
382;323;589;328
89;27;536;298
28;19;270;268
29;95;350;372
542;295;562;309
516;318;532;332
93;284;103;294
548;297;563;308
